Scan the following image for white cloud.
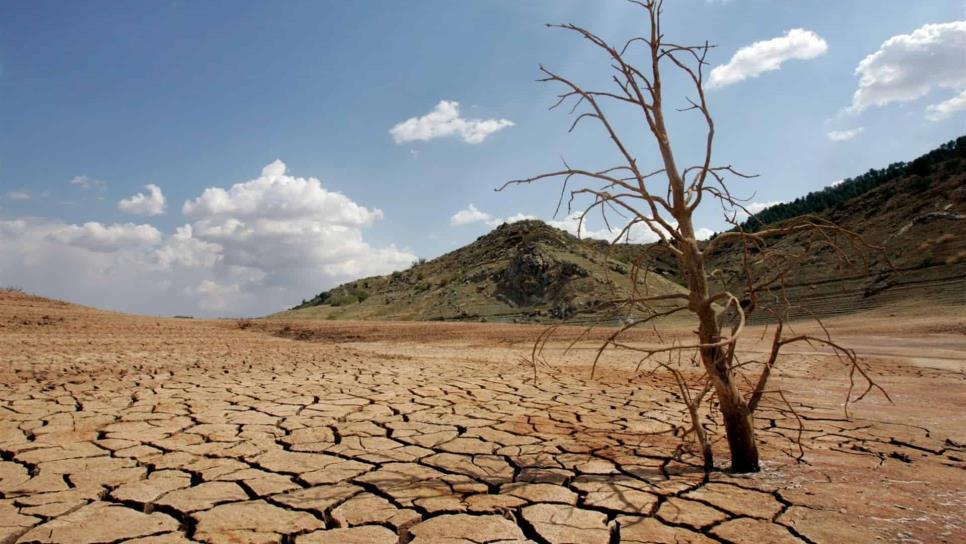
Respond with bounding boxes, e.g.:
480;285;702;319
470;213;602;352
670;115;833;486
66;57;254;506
827;127;864;141
450;204;494;226
49;222;162;252
154;224;222;270
925;89;966;121
746;201;782;214
1;161;415;316
503;213;539;224
69;175;106;190
183;160;381;226
118;183;166;216
850;21;966;117
390;101;514;144
829;179;845;188
694;228;716;241
180;160;413;311
5;190;31;200
547;213;675;244
0;216;175;314
449;204;712;244
734;201;783;222
709;29;828;89
186;280;242;312
450;204;537;228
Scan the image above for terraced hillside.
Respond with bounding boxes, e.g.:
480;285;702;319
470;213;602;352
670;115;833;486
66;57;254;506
704;137;966;321
280;220;687;323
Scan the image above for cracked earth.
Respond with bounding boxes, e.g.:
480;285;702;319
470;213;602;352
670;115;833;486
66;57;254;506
1;291;963;544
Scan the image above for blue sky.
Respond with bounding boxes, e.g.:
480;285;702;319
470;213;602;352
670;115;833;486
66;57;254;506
1;0;964;316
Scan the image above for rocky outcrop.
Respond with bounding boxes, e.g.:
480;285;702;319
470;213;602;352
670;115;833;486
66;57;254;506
498;243;589;307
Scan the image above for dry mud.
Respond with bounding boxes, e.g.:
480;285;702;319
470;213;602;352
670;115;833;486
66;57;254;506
1;290;963;544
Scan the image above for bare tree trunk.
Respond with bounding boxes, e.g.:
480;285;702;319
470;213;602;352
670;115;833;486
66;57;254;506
503;0;884;474
680;233;761;472
718;389;759;472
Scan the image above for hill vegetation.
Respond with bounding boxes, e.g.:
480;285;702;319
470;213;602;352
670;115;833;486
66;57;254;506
708;136;966;320
279;220;687;323
741;136;966;231
285;137;965;323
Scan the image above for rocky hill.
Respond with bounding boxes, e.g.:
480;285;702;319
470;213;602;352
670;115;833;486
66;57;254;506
277;220;688;323
283;137;965;323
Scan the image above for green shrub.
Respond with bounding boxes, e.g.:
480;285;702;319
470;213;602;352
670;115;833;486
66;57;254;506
327;287;369;306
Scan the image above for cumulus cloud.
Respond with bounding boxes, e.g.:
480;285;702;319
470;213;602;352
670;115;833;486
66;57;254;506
118;184;166;216
186;280;242;312
733;201;783;222
0;215;182;316
5;190;31;200
450;204;537;228
925;89;966;121
69;175;106;190
827;127;864;142
448;204;715;244
546;213;676;244
450;204;494;226
49;222;162;252
184;160;380;226
179;160;413;311
504;213;539;224
1;161;415;316
154;224;222;270
390;101;514;144
849;21;966;118
694;228;716;241
708;29;828;89
746;201;782;214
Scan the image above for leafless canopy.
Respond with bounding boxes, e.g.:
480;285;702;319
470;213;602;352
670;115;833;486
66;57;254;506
499;0;889;472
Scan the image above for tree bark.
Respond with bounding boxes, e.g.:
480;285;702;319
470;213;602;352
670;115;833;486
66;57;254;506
678;235;761;473
714;372;760;472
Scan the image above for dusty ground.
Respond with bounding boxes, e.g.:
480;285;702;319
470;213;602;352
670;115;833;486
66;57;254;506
0;290;963;544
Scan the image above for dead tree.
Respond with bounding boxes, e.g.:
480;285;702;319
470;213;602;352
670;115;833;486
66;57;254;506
499;0;888;472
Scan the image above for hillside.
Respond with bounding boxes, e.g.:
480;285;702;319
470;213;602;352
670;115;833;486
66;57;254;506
740;137;965;232
285;137;965;323
277;220;688;323
704;136;966;320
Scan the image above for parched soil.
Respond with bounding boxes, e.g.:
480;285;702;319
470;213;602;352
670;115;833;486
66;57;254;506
1;290;964;544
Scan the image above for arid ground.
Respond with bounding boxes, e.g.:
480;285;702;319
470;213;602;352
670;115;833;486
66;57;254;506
1;290;963;544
